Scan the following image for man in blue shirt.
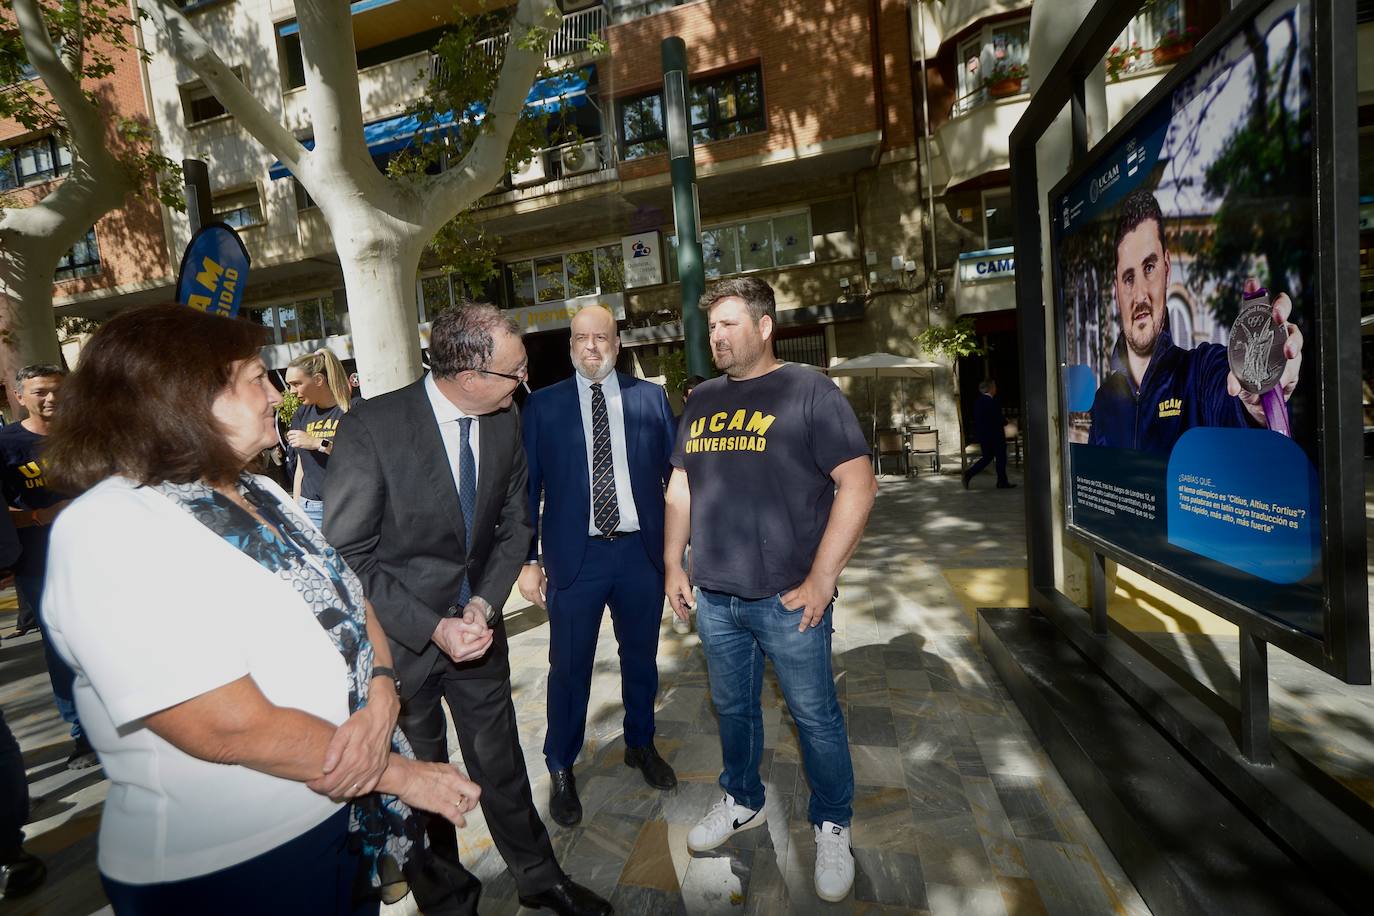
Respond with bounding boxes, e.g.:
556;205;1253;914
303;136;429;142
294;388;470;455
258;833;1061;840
1088;189;1303;452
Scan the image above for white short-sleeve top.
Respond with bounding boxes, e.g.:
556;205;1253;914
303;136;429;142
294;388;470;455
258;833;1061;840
43;475;350;884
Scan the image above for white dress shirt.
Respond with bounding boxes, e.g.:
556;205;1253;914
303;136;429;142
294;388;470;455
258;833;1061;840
574;370;640;535
425;372;479;493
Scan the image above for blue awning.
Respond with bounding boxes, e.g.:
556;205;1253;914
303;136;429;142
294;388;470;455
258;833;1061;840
268;70;591;181
276;0;401;37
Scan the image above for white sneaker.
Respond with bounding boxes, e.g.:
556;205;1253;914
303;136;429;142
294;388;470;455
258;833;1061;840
686;794;765;852
813;821;854;902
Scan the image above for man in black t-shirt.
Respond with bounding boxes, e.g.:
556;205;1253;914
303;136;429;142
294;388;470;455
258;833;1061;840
665;278;876;903
0;366;96;769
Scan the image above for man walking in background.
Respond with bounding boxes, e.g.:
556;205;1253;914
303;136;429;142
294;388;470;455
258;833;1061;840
664;277;876;903
0;366;95;770
326;305;611;916
963;379;1014;490
519;305;678;828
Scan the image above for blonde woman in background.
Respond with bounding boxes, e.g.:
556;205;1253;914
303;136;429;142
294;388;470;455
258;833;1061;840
285;350;358;530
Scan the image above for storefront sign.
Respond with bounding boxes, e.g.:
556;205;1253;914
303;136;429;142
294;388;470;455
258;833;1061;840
621;231;662;288
958;247;1016;283
503;291;626;334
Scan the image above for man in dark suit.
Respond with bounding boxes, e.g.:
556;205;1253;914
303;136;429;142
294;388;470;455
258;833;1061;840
325;304;611;916
962;379;1016;490
518;305;678;827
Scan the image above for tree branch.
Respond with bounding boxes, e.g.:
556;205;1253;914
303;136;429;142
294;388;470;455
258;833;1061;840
10;0;103;159
294;0;370;180
142;0;308;176
60;0;84;77
423;0;561;228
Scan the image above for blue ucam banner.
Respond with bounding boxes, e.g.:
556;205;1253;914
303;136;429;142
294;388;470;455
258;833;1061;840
176;223;251;318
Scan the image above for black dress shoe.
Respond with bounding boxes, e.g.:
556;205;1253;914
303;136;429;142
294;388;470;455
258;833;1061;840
519;878;613;916
624;742;677;790
0;851;46;899
549;769;582;827
996;482;1018;489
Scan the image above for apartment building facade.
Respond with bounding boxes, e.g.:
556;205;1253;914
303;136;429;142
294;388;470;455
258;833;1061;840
909;0;1230;424
0;6;172;370
123;0;961;442
16;0;1245;454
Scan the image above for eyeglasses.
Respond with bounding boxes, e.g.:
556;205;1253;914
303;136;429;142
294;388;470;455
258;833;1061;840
458;365;531;393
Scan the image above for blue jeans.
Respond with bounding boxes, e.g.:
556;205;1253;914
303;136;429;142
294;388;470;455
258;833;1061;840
695;587;853;827
299;497;325;531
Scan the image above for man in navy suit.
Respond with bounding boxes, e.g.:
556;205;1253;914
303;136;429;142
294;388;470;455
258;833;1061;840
519;305;679;826
962;379;1015;489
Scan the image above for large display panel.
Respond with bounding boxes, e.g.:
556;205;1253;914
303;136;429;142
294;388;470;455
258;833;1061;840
1051;0;1339;653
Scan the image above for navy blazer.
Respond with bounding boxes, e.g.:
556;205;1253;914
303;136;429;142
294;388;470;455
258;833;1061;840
523;371;677;589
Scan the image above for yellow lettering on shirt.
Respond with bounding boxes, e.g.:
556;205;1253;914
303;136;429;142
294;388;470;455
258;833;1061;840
17;460;46;489
1157;397;1182;419
304;417;340;438
684;407;777;454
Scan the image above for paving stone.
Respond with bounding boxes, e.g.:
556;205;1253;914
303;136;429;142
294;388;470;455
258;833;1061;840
1;474;1158;916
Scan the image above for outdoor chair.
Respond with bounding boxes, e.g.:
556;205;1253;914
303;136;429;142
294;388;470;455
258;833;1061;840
1004;421;1022;465
875;428;909;476
908;428;940;474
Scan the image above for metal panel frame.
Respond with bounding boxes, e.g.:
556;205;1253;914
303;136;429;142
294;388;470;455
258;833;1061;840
1010;0;1368;682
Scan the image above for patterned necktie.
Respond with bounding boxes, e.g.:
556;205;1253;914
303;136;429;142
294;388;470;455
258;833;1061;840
457;416;476;606
590;383;620;536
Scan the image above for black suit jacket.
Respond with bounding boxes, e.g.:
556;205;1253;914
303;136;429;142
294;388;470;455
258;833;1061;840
972;393;1005;449
323;378;532;696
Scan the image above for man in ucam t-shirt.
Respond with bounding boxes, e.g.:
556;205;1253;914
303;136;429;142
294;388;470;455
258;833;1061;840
664;277;876;904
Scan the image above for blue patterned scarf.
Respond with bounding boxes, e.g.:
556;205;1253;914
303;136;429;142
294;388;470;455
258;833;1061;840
154;474;420;903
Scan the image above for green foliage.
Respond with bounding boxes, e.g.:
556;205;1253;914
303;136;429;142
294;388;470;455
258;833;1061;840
1106;43;1143;82
660;349;686;396
1185;24;1308;329
57;315;102;337
277;389;301;426
0;0;183;210
388;2;588;291
985;61;1027;84
114;117;184;210
917;317;985;362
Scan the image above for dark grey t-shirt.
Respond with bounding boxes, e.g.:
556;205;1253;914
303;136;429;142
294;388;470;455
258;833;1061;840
671;363;870;599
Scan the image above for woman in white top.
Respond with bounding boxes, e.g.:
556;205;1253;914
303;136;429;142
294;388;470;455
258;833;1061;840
41;305;482;916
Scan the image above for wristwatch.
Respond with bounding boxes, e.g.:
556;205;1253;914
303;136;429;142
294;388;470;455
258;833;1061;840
370;665;401;695
470;595;498;625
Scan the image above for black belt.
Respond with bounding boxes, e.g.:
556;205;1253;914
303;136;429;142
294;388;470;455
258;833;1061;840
589;530;635;541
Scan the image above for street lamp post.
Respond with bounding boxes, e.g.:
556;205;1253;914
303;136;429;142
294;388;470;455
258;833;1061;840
661;37;712;379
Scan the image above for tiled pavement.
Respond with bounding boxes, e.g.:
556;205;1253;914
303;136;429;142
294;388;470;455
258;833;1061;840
2;467;1153;915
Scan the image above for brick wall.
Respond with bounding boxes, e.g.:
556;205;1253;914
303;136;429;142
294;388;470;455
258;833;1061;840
0;14;171;303
606;0;884;182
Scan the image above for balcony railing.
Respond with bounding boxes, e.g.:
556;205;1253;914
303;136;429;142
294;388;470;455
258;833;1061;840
475;4;606;61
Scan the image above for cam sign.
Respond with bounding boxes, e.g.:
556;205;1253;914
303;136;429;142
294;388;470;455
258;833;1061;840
176;223;251;317
958;247;1016;284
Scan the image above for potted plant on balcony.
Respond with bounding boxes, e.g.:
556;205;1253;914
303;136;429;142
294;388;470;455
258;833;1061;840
1152;26;1199;66
985;61;1028;99
1106;42;1143;82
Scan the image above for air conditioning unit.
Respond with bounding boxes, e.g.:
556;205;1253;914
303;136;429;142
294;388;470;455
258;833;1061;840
511;155;546;187
559;141;601;176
